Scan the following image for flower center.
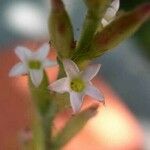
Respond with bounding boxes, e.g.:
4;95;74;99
70;78;85;92
28;60;41;69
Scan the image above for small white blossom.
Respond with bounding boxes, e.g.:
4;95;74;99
9;43;56;87
49;59;104;113
101;0;120;27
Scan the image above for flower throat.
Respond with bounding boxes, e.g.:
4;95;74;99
70;78;85;92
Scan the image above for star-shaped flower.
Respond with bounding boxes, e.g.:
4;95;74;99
9;43;56;87
101;0;120;27
49;59;104;113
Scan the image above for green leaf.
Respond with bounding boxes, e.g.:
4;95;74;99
72;0;111;62
51;105;98;150
90;3;150;57
49;0;74;59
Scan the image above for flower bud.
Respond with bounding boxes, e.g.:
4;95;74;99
49;0;74;58
90;3;150;57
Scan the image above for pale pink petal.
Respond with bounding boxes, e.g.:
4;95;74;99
30;70;43;87
111;0;120;12
106;0;120;20
70;92;84;113
102;0;119;26
49;78;69;93
82;64;101;81
9;63;27;77
63;59;79;78
42;59;57;68
101;18;109;27
85;85;104;101
15;46;32;62
36;43;50;60
104;7;116;20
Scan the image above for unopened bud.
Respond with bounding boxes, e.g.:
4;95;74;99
90;3;150;57
49;0;74;58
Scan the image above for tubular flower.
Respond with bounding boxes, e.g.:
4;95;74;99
101;0;120;27
49;59;104;113
9;43;56;87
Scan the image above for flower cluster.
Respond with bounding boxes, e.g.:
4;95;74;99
8;0;150;148
9;0;150;150
9;43;104;113
9;0;122;113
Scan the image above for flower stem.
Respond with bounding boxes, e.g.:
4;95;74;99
28;71;57;150
29;72;52;115
30;109;46;150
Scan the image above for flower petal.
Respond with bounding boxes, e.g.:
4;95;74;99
49;78;69;93
63;59;79;78
111;0;120;12
30;69;43;87
101;18;110;27
36;43;50;60
70;92;84;113
15;46;32;62
102;0;120;26
9;63;27;77
82;64;101;81
42;59;57;68
104;8;116;21
85;84;104;101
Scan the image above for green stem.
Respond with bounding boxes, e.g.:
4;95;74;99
30;109;46;150
22;107;45;150
72;9;100;62
29;72;52;115
43;101;58;149
71;0;111;63
27;71;58;150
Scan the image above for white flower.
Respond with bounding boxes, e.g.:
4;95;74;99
9;43;56;87
101;0;120;27
49;59;104;113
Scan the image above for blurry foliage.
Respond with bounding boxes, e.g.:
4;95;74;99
121;0;150;57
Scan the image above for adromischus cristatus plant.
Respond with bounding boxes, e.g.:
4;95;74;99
9;0;150;149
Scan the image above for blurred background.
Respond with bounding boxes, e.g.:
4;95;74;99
0;0;150;149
